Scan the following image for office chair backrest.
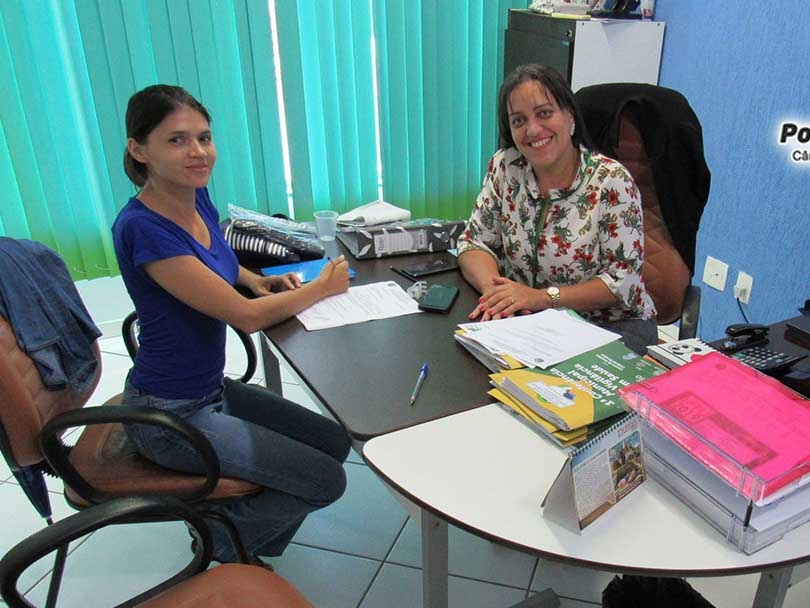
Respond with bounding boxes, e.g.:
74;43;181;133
0;314;103;520
614;108;692;324
0;315;101;468
576;83;710;330
121;311;258;383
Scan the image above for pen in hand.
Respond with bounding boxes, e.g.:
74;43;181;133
410;363;429;406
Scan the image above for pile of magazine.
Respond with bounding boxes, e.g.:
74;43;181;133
455;310;664;448
490;339;664;448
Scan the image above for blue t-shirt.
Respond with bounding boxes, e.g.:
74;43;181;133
112;188;239;398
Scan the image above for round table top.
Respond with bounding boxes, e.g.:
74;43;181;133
363;404;810;577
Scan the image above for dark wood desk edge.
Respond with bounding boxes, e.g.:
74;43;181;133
260;240;494;441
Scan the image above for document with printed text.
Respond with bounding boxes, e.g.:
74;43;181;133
458;309;620;369
296;281;421;330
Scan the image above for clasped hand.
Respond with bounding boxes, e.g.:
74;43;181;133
469;276;538;321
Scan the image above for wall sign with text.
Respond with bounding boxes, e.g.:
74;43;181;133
778;121;810;164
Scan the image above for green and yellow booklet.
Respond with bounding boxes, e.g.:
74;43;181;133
495;340;665;431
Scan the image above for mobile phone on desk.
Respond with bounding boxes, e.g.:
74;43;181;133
392;257;458;281
418;285;459;313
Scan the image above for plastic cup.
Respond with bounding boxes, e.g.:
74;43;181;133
314;210;338;241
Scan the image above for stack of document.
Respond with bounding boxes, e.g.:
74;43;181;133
619;352;810;553
454;309;621;371
491;340;665;447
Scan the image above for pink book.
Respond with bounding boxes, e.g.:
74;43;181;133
619;352;810;505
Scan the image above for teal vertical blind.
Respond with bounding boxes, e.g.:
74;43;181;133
0;0;287;279
0;0;521;279
273;0;379;220
373;0;524;220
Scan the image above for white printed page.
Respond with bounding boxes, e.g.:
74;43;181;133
296;281;421;330
458;309;619;368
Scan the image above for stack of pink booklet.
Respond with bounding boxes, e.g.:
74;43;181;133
619;352;810;506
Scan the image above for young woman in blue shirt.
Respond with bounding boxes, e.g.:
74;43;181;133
113;84;351;565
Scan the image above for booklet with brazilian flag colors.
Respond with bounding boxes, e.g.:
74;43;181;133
496;340;665;431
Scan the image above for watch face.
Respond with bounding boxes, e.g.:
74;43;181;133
547;287;560;296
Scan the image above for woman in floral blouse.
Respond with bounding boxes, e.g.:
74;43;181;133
457;64;657;354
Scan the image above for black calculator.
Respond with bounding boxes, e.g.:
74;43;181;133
732;347;807;375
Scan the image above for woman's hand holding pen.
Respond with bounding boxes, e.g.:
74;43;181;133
469;276;537;321
314;255;351;297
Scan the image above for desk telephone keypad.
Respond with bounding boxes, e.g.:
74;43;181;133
732;347;806;374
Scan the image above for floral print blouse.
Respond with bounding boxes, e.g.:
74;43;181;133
457;146;656;323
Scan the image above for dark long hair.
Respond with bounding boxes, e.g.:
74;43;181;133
496;64;589;150
123;85;211;187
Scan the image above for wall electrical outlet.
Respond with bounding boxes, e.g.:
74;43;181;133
702;256;728;291
734;271;753;304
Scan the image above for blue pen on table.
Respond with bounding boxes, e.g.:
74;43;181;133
410;363;429;406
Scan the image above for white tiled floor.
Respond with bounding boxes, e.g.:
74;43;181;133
3;278;810;607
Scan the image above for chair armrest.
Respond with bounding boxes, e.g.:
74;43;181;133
234;325;258;383
122;311;139;361
38;405;221;504
0;496;213;607
678;284;701;340
121;311;257;383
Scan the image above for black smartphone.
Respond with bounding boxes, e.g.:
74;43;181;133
393;257;458;281
418;285;459;313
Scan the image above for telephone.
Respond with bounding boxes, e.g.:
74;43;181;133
718;323;769;353
719;323;806;375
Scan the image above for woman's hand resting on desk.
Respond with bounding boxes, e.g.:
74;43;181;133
248;273;302;297
469;276;540;321
312;255;351;297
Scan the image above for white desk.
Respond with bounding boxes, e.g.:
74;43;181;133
363;404;810;608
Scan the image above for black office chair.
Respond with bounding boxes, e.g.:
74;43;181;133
0;495;312;607
575;83;711;339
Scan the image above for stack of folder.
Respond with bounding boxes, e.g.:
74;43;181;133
619;353;810;553
490;340;665;447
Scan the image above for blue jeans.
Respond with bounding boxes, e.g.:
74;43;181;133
123;376;351;561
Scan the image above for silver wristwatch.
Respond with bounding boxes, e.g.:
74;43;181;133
546;286;561;309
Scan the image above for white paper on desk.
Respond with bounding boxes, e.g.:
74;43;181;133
296;281;421;330
457;309;619;368
337;200;411;226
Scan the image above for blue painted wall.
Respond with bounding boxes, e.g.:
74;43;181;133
654;1;810;340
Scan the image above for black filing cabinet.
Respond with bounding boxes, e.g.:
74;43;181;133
504;10;578;81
